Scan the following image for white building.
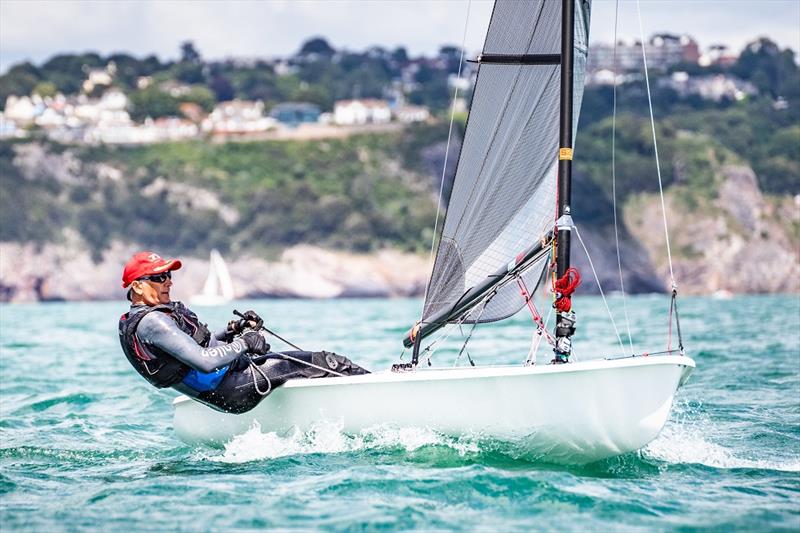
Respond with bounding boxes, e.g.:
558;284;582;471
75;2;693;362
0;113;24;139
394;105;430;123
35;107;66;128
202;100;276;134
82;62;116;93
84;116;199;145
4;96;39;124
333;99;392;125
660;72;757;102
99;89;128;111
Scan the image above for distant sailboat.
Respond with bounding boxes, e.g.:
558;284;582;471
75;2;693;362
190;249;235;306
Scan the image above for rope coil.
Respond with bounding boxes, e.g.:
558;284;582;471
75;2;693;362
553;267;581;312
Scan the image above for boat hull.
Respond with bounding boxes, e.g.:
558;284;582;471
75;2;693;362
173;355;695;464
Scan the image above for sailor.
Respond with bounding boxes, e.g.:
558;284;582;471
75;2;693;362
118;251;368;414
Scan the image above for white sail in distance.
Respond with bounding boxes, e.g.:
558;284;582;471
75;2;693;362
191;249;235;305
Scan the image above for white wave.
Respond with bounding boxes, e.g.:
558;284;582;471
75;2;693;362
644;425;800;472
210;421;479;464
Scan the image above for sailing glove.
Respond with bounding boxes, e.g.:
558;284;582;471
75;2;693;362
226;309;264;336
240;331;270;355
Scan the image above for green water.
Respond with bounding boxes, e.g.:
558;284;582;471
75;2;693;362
1;295;798;531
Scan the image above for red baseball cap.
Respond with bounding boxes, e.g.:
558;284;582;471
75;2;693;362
121;251;182;288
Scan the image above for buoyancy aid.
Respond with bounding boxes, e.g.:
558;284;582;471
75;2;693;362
118;302;212;388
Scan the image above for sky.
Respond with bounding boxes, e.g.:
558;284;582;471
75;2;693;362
1;0;798;72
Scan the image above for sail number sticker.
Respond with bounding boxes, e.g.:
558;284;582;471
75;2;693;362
559;148;573;161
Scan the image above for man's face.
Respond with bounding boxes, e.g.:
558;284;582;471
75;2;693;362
133;273;173;305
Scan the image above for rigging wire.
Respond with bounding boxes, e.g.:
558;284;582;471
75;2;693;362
524;290;555;366
636;0;677;288
611;0;635;355
423;0;473;301
574;225;627;356
454;293;492;367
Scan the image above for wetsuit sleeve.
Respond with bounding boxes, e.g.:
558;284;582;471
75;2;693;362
213;327;231;342
137;312;247;373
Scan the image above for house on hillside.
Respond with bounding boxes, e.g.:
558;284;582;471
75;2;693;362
700;45;738;67
269;102;321;126
0;114;23;139
179;102;205;123
588;33;701;73
3;96;39;125
393;105;430;124
82;62;116;93
202;100;276;135
660;72;757;102
333;99;391;125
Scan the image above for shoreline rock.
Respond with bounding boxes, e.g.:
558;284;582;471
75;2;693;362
0;242;430;303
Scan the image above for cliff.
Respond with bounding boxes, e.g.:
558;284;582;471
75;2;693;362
626;165;800;294
0;134;797;303
0;240;429;303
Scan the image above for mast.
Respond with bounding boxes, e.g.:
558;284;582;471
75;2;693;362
554;0;577;363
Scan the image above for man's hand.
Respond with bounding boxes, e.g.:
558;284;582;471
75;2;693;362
240;331;270;355
227;309;264;336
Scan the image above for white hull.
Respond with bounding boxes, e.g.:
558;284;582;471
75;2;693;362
173;355;695;464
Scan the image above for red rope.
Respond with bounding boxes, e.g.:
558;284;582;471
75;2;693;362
553;267;581;312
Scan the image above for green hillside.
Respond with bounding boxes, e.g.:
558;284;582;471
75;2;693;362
0;126;450;259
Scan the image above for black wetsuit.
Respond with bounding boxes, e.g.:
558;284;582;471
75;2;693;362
120;302;369;414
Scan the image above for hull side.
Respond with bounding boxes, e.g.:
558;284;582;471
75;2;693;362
173;356;695;464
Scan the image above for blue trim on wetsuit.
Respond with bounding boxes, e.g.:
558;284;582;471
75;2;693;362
182;365;230;392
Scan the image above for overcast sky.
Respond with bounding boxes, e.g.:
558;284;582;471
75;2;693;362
1;0;798;72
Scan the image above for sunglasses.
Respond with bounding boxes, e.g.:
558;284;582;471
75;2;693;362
137;271;172;284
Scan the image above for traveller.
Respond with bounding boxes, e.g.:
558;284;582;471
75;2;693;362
118;251;369;414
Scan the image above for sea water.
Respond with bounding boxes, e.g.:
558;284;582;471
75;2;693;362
0;295;798;530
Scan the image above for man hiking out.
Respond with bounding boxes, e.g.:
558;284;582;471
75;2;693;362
118;251;369;414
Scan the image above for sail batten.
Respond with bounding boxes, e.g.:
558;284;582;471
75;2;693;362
419;0;591;333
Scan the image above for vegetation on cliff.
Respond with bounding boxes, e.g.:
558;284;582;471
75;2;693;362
1;126;451;259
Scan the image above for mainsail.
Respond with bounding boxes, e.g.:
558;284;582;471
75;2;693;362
421;0;591;331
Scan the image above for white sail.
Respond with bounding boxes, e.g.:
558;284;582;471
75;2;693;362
191;249;235;305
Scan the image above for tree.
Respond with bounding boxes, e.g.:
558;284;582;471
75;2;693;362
298;37;335;58
733;38;800;100
392;47;409;64
180;85;216;112
40;53;103;94
180;41;202;64
0;62;41;108
106;52;156;90
209;75;235;102
33;81;58;98
129;86;180;120
438;45;464;73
